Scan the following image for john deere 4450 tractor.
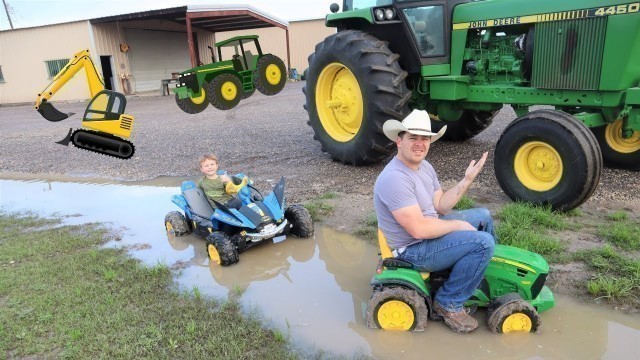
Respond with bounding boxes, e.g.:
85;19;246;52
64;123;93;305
174;35;287;113
305;0;640;211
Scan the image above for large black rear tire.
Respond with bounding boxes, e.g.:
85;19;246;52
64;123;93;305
431;110;499;141
304;30;411;165
253;54;287;96
207;74;242;110
175;88;209;114
494;109;602;211
591;119;640;170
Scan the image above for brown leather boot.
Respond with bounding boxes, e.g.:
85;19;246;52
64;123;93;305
433;302;479;333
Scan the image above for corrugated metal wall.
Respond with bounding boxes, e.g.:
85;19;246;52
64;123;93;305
0;21;93;104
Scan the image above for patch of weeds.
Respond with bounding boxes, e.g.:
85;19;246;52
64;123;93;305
498;202;566;230
318;192;338;200
353;212;378;242
496;203;566;256
304;199;334;222
232;284;246;297
564;208;583;217
606;210;629;222
573;246;640;301
453;195;475;211
597;222;640;250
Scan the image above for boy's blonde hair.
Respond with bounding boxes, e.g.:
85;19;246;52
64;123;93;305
198;154;218;167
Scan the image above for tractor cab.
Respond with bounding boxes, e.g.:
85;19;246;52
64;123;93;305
215;35;263;72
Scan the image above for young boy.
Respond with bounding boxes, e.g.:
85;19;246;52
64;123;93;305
197;154;243;209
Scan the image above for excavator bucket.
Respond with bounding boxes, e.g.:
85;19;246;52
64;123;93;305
37;101;75;122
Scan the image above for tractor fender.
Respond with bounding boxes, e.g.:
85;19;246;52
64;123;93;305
370;277;432;302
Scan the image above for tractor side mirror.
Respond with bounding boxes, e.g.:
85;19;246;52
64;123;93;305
330;3;339;13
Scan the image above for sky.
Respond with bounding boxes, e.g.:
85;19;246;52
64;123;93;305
0;0;339;30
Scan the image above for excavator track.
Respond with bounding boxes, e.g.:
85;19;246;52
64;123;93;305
71;129;135;159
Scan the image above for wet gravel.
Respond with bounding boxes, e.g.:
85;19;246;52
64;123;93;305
0;81;637;208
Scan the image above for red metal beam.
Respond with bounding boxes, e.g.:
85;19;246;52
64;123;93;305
187;9;287;30
186;13;196;67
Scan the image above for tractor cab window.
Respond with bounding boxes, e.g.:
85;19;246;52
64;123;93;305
218;39;260;71
403;5;445;57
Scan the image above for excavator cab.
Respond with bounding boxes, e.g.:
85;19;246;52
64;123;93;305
82;90;133;139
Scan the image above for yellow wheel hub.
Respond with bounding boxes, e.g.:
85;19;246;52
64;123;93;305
265;64;282;85
221;81;238;101
502;313;533;333
376;300;415;331
315;62;363;142
191;87;207;104
208;244;221;265
514;141;563;192
604;119;640;154
165;221;174;233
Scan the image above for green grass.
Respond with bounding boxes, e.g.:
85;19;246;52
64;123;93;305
353;212;378;241
572;246;640;300
303;193;335;222
597;221;640;250
453;195;475;211
495;203;566;256
0;212;297;359
605;210;629;222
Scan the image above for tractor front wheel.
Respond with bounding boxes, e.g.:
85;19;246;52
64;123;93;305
304;30;411;165
175;88;209;114
431;110;499;141
164;211;190;236
366;286;428;331
206;232;239;266
487;293;541;333
494;110;602;211
253;54;287;96
285;205;314;238
591;119;640;170
207;74;242;110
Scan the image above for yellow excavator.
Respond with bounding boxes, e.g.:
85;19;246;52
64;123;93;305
35;49;135;159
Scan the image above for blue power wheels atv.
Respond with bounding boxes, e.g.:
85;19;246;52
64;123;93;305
164;174;314;266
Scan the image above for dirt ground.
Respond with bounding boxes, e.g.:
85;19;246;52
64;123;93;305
1;81;639;312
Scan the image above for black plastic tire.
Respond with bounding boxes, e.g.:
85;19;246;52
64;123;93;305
431;110;499;141
206;74;242;110
365;286;428;332
164;211;190;236
303;30;411;165
494;109;602;211
487;293;541;333
206;231;239;266
175;90;209;114
285;205;314;238
253;54;287;96
591;120;640;170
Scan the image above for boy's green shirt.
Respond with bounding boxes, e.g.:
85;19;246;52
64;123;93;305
198;176;232;207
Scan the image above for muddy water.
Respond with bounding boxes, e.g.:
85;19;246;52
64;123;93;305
2;177;640;359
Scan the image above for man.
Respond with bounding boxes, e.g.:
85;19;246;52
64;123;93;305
373;109;496;333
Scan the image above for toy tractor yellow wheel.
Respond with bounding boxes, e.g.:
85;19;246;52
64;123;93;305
164;211;190;236
175;88;209;114
207;74;242;110
303;30;410;165
205;232;238;266
487;293;541;333
591;119;640;170
253;54;286;95
365;286;428;332
494;109;602;211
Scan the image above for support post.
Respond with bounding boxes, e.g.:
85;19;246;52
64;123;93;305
186;13;196;68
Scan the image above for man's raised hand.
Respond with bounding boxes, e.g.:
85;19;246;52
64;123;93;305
464;152;488;182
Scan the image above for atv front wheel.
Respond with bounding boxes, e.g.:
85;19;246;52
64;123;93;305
591;119;640;170
285;205;314;238
304;30;410;165
164;211;190;236
494;109;602;211
431;110;499;141
175;89;209;114
207;74;242;110
253;54;286;95
487;293;541;333
366;286;428;331
206;232;239;266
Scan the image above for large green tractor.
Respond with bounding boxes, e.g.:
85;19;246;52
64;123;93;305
174;35;286;113
304;0;640;211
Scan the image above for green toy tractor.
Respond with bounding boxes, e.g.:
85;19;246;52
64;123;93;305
366;230;554;333
304;0;640;211
174;35;287;113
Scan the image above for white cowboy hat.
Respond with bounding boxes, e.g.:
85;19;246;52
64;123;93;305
383;109;447;143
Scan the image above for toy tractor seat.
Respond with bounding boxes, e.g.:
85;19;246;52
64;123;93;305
377;229;430;280
243;50;256;69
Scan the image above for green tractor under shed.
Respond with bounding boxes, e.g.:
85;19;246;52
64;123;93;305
174;35;287;113
304;0;640;211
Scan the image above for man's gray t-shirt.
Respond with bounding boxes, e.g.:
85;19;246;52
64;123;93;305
373;156;441;249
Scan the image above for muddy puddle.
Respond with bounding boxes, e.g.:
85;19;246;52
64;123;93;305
2;177;640;359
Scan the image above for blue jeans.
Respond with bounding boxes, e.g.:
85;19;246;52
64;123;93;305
397;208;496;312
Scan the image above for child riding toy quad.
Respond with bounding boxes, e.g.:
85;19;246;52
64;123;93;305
366;230;555;333
164;174;313;266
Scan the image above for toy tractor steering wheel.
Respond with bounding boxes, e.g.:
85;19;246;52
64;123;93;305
248;184;264;201
225;175;249;195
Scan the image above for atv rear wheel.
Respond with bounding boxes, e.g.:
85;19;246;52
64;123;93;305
494;109;602;211
207;74;242;110
253;54;286;95
487;293;541;333
285;204;314;238
304;30;411;165
164;211;190;236
591;119;640;170
431;110;499;141
175;88;209;114
366;286;428;331
206;232;239;266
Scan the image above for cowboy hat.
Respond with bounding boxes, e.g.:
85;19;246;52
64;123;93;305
383;109;447;143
